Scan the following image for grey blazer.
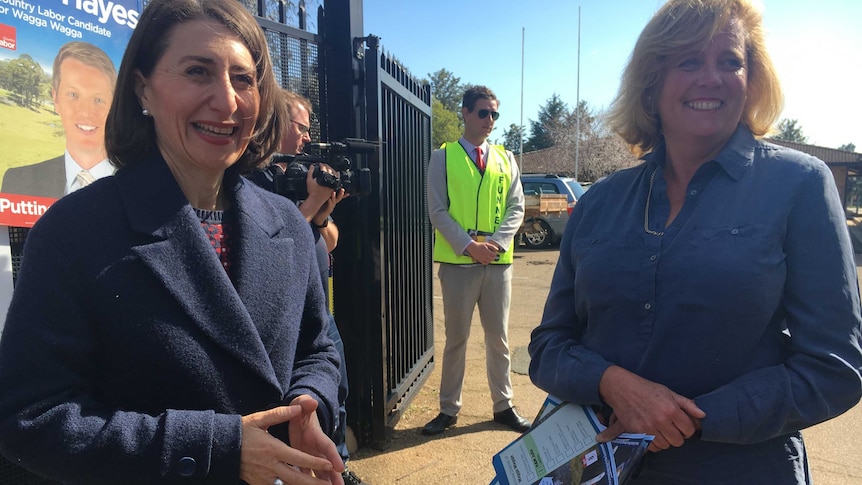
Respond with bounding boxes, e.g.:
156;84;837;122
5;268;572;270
1;156;66;199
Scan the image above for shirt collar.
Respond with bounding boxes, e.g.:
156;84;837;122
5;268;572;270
643;124;757;181
459;136;488;159
64;153;116;194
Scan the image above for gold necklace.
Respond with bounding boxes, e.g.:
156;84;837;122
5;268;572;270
644;166;664;236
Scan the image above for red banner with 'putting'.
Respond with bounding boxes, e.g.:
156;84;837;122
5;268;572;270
0;193;57;227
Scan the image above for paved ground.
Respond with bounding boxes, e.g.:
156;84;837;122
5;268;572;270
347;244;862;485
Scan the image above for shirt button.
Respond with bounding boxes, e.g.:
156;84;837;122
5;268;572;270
644;302;652;310
177;457;197;477
649;254;657;262
731;228;739;235
689;189;698;196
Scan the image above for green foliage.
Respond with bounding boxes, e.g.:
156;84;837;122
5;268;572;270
775;118;808;143
427;68;470;148
524;93;569;152
432;98;462;148
838;143;856;153
571;100;596;139
427;68;464;112
0;60;10;90
502;124;525;154
0;54;44;109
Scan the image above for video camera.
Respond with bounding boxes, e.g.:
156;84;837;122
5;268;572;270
257;138;376;202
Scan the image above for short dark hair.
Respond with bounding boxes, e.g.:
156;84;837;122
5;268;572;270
52;42;117;95
461;85;498;112
105;0;284;173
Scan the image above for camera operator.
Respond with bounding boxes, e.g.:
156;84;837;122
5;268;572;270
277;92;346;248
266;90;366;485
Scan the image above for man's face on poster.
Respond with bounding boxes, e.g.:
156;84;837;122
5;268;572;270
52;57;113;167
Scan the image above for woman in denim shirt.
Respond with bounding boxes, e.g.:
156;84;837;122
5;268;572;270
528;0;862;483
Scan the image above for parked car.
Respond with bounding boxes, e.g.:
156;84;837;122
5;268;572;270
519;174;587;249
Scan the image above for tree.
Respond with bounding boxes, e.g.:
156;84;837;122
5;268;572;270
775;118;808;143
427;68;464;112
3;54;43;108
431;97;462;148
524;93;570;152
502;124;525;154
577;128;638;182
548;100;597;156
0;59;10;90
520;101;639;182
570;100;597;141
839;143;857;153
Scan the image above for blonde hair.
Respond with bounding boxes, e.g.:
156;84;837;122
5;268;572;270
52;42;117;94
606;0;783;156
281;89;313;119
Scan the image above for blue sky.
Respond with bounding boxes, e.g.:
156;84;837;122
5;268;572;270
364;0;861;150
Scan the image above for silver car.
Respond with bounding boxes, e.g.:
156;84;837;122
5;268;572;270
520;174;587;249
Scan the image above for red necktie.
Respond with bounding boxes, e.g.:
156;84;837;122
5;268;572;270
476;146;485;172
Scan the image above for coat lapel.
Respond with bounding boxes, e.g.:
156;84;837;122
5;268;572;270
229;175;304;348
115;157;282;392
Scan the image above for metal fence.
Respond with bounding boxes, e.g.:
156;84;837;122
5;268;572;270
260;0;435;448
331;37;434;447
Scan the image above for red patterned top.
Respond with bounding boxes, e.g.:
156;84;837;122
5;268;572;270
194;208;232;275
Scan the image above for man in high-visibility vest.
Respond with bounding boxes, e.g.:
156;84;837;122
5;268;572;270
423;85;528;436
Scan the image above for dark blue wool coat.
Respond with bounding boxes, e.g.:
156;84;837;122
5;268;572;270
0;154;340;484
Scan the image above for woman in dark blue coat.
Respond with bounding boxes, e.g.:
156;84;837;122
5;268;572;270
0;1;343;484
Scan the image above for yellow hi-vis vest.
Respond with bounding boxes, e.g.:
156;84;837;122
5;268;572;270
433;142;514;264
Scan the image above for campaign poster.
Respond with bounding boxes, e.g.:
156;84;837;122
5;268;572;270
0;0;140;330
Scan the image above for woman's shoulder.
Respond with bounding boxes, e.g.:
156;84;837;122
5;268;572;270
37;176;121;225
24;176;126;258
755;139;830;173
743;139;838;199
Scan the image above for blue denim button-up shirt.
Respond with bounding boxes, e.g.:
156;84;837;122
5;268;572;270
529;125;862;483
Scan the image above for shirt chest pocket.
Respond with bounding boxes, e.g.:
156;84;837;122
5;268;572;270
678;223;786;313
571;234;643;305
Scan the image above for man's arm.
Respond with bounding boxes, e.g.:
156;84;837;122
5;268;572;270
427;148;474;256
314;217;339;253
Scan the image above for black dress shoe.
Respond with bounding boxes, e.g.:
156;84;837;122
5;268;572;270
421;413;457;435
493;407;531;433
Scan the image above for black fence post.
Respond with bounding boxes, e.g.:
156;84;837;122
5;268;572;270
321;0;384;447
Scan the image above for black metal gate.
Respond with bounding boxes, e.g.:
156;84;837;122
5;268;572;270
321;1;434;447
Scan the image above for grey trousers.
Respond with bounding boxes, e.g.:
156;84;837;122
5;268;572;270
437;263;514;416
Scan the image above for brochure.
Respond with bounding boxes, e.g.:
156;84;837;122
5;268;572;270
491;396;653;485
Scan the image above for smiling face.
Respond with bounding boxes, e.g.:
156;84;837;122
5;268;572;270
135;19;259;182
657;19;748;151
53;58;113;168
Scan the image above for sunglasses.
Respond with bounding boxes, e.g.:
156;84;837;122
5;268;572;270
291;119;310;134
477;109;500;121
